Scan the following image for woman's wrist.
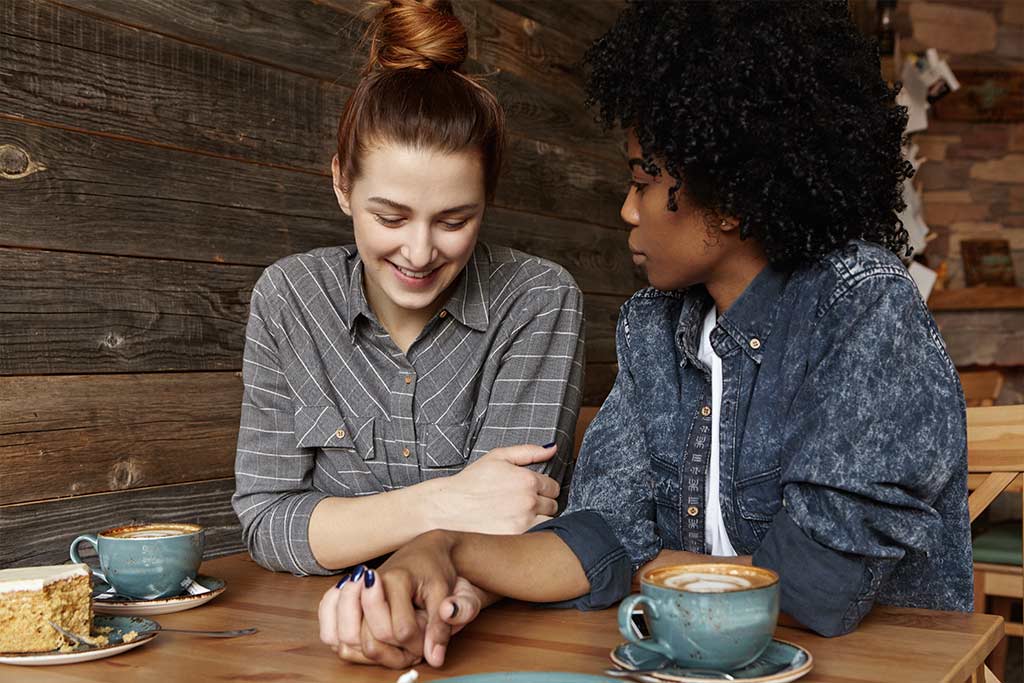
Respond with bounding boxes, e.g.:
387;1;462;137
413;476;455;533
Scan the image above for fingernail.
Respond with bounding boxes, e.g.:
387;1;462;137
335;575;350;589
364;569;375;588
542;441;556;449
449;602;459;619
351;565;365;582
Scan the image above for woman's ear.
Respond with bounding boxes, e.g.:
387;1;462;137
717;215;740;233
332;155;352;216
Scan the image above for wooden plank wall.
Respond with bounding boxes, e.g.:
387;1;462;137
0;0;635;567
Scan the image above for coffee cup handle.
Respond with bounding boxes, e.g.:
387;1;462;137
617;594;674;659
69;534;107;584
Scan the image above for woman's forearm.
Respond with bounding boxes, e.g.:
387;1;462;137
447;530;591;602
308;478;445;569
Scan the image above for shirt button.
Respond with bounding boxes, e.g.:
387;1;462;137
687;506;699;517
749;338;762;350
439;310;448;318
402;447;411;457
335;429;346;439
404;375;413;385
700;406;711;417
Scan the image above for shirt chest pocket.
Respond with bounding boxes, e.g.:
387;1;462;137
422;422;471;469
735;467;782;543
294;405;376;461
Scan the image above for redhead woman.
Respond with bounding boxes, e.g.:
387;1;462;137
232;0;583;594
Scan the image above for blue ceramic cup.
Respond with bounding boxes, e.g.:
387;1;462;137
617;563;779;671
69;523;205;599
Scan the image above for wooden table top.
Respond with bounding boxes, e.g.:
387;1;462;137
3;553;1003;683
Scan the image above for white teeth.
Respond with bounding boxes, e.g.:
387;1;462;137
396;264;433;279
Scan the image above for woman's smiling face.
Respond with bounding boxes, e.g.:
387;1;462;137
334;143;485;323
620;130;727;292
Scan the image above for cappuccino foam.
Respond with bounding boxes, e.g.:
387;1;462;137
664;572;753;593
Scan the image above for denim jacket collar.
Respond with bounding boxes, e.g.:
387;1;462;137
675;287;713;370
714;264;790;364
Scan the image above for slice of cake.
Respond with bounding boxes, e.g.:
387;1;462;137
0;564;92;653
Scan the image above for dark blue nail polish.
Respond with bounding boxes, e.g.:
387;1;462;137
351;565;365;582
364;569;375;588
449;602;459;618
335;575;349;589
542;441;556;449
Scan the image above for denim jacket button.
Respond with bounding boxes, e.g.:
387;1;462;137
687;506;699;516
749;338;762;350
700;406;711;417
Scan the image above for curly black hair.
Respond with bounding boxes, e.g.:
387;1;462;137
585;0;913;268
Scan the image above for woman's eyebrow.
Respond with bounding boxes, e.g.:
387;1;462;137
438;203;480;214
366;196;411;211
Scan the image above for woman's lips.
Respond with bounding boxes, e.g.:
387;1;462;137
388;260;441;289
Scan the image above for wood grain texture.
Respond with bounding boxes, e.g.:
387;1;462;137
491;0;623;47
0;0;344;168
63;0;622;164
0;247;257;374
929;286;1024;310
2;0;627;226
0;118;636;294
0;117;343;265
934;309;1024;367
1;552;1003;682
0;479;242;567
0;372;243;505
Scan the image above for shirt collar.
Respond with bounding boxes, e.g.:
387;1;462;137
715;264;789;363
675;264;789;366
343;246;490;333
441;245;490;332
675;287;714;369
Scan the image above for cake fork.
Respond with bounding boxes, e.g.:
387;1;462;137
49;621;256;647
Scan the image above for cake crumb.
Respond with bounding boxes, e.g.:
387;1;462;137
121;630;138;644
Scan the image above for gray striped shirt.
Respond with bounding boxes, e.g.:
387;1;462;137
232;242;585;575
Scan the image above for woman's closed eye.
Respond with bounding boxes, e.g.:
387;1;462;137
439;218;470;230
373;214;405;227
628;179;648;194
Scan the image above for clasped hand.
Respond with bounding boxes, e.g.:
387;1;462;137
319;530;477;669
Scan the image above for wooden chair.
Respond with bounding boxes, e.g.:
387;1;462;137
967;404;1024;683
961;369;1005;408
573;406;600;460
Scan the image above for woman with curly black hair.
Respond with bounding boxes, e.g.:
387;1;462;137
318;1;971;668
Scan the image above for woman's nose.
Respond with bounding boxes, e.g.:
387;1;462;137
401;224;437;268
620;186;640;228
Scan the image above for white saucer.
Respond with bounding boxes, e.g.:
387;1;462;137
92;574;226;616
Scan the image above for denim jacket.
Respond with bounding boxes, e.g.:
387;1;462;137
534;240;972;637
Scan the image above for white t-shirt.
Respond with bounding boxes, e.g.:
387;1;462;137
697;307;738;557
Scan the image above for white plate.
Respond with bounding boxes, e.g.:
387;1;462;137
92;574;226;616
0;616;158;666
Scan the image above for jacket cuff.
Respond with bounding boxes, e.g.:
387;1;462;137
752;509;870;636
529;510;633;610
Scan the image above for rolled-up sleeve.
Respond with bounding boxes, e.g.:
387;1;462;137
529;303;661;609
752;273;967;636
469;272;585;499
231;272;334;576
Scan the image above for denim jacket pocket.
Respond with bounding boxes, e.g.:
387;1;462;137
294;405;376;461
423;422;470;468
735;466;782;541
